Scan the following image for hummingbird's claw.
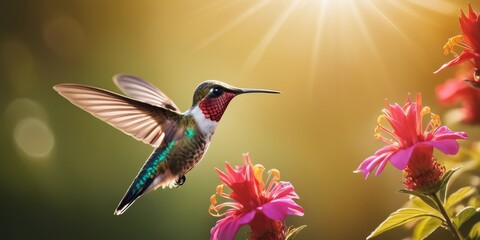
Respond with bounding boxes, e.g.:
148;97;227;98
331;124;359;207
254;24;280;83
174;175;186;188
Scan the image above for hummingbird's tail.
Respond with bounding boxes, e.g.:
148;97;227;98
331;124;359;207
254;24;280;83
114;148;175;215
114;188;144;215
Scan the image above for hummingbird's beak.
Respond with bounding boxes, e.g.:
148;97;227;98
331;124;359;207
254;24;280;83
236;88;281;95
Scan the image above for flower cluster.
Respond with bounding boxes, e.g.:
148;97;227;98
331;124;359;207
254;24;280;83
357;5;480;239
435;4;480;124
209;154;304;240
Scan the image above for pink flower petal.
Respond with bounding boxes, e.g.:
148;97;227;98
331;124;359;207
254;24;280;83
258;198;304;221
389;146;415;170
374;152;393;176
365;154;387;174
216;167;232;186
382;138;463;171
436;78;469;104
210;210;256;240
433;126;468;140
269;182;299;200
423;139;460;155
358;151;393;178
434;51;478;73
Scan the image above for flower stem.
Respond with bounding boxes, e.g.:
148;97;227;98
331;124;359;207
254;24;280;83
429;193;463;240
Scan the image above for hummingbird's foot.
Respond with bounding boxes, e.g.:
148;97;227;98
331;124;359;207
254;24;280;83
174;175;186;188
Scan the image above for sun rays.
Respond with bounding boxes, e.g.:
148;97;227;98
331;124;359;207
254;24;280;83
242;0;302;74
191;0;459;86
196;0;273;50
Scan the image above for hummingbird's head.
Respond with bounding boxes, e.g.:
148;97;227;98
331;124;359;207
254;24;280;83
191;80;280;122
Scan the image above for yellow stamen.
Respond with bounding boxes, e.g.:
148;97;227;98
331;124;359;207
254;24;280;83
424;109;442;134
375;115;387;139
264;168;281;193
443;35;464;56
421;106;431;116
210;194;217;206
209;205;221;217
374;115;396;144
253;164;266;189
216;184;224;195
268;169;281;180
209;195;221;217
376;115;385;125
430;113;441;129
374;126;381;139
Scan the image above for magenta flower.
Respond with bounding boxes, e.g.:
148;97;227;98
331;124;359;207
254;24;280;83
354;93;467;179
209;153;304;240
435;4;480;74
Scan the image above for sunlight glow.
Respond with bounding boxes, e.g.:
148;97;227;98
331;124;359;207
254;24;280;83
197;0;273;50
405;0;457;15
243;0;302;74
194;0;458;83
308;0;329;86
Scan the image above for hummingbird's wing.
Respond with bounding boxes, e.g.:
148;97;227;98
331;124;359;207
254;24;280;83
53;84;180;147
113;74;180;113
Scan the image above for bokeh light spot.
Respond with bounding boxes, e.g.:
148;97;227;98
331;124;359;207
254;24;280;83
5;98;48;124
43;15;86;59
0;39;37;94
13;117;55;159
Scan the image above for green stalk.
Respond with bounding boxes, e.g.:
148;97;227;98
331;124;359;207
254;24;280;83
429;193;463;240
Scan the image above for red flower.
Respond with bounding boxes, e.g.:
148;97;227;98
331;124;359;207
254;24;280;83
435;4;480;75
209;154;304;240
436;69;480;123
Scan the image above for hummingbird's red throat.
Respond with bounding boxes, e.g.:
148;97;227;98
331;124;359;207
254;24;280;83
199;92;236;122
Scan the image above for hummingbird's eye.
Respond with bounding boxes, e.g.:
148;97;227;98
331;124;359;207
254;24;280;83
210;87;224;97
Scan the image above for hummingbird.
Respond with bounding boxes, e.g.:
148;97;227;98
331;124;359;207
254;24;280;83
53;74;280;215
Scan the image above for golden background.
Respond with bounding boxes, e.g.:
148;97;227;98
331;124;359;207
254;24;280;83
0;0;476;239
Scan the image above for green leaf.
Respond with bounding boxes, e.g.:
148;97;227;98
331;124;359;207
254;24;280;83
366;208;444;239
413;217;443;240
285;225;307;240
454;206;477;228
399;189;439;212
468;223;480;240
459;209;480;238
445;186;476;210
439;168;461;201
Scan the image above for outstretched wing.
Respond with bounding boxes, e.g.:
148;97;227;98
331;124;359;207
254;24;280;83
53;84;181;147
113;74;180;113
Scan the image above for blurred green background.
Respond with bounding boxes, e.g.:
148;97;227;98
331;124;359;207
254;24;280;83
0;0;477;239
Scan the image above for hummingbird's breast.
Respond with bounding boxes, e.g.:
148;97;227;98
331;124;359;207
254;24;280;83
168;131;209;175
166;116;212;175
